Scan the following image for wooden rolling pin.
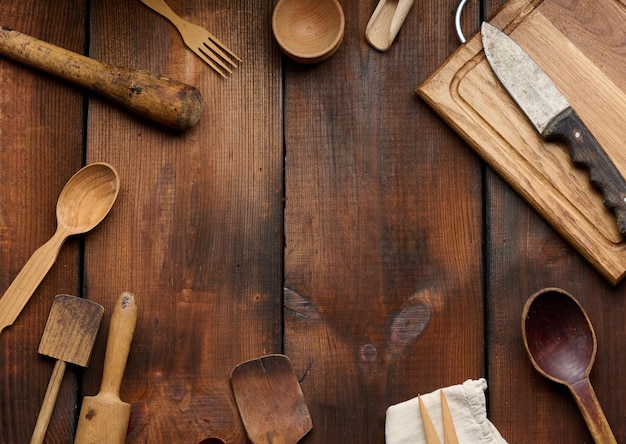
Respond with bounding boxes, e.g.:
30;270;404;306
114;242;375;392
75;292;137;444
0;26;203;131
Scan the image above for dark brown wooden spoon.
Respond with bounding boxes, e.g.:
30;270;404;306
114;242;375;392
522;288;616;444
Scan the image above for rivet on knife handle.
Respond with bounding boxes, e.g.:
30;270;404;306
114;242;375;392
0;26;203;131
543;108;626;236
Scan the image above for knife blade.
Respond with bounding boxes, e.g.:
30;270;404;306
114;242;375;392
481;22;626;237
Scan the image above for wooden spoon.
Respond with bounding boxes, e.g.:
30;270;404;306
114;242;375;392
522;288;616;444
0;163;119;336
365;0;415;51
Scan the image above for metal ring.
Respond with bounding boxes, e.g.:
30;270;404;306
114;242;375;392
455;0;468;43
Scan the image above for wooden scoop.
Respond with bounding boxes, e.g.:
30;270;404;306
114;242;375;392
230;354;312;444
365;0;415;51
30;294;104;444
75;292;137;444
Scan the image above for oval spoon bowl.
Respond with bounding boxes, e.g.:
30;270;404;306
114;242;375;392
57;162;120;233
522;287;596;383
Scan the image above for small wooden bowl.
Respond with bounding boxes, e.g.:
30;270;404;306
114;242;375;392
272;0;345;64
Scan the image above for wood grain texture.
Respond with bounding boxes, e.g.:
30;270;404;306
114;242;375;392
284;1;483;442
482;0;626;443
0;3;86;443
83;1;282;442
418;0;626;284
3;0;626;443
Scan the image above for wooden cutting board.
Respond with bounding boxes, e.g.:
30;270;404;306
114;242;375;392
417;0;626;284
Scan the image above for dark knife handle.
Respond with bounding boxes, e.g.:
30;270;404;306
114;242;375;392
543;107;626;237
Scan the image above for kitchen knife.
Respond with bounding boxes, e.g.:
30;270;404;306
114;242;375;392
481;22;626;237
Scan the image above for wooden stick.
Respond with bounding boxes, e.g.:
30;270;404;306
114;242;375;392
30;361;67;444
440;391;459;444
418;395;441;444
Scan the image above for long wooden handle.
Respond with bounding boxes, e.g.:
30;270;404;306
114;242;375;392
0;26;203;131
569;378;617;444
0;228;67;336
140;0;186;27
99;292;137;399
30;360;67;444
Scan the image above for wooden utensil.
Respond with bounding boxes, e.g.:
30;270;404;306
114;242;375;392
365;0;415;51
417;392;459;444
440;392;459;444
0;163;119;337
0;26;203;130
272;0;345;64
75;292;137;444
30;295;104;444
230;354;312;444
418;395;440;444
140;0;240;78
522;288;616;444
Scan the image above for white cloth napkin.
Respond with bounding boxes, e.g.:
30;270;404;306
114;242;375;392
385;379;508;443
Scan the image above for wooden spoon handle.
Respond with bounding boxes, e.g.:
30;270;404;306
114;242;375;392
0;230;67;335
30;360;67;444
99;292;137;398
569;378;617;444
0;26;203;131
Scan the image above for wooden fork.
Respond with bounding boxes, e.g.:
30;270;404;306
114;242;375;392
140;0;241;77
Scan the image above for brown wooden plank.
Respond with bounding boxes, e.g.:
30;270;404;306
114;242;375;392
485;170;626;442
483;0;626;442
284;1;484;442
6;1;626;443
83;1;282;442
0;3;86;443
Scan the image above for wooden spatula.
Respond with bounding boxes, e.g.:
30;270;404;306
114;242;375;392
30;294;104;444
74;292;137;444
230;354;313;444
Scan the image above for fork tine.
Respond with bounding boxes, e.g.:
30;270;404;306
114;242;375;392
140;0;240;76
440;391;459;444
207;35;242;63
194;49;229;78
198;44;232;72
204;38;239;67
418;395;441;444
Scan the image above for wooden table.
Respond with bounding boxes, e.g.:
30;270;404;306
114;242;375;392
0;0;624;442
